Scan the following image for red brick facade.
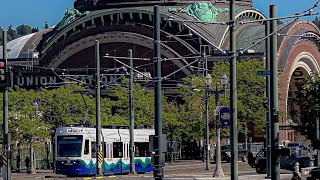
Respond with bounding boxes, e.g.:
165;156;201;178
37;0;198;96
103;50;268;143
277;21;320;142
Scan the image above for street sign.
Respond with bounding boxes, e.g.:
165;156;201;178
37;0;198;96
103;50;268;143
219;106;231;128
279;125;298;130
257;70;270;76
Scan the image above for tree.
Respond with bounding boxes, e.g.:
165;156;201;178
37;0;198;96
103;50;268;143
45;21;49;29
0;30;13;46
16;24;32;37
313;16;320;29
177;60;266;141
7;24;17;40
7;88;51;142
31;27;39;33
293;76;320;148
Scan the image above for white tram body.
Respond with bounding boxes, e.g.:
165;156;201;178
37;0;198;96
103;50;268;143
55;126;154;175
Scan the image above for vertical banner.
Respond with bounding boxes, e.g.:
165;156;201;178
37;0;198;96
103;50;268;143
219;106;231;128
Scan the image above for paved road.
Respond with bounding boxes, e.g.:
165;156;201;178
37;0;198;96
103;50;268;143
5;160;308;180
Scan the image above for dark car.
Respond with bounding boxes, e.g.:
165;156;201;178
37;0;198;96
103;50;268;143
247;142;264;167
255;148;315;174
307;167;320;180
219;144;247;163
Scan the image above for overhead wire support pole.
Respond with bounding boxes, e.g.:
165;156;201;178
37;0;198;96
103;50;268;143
153;5;163;180
204;48;210;171
2;30;10;180
265;21;271;179
270;5;280;180
128;49;135;174
95;40;103;176
230;0;238;179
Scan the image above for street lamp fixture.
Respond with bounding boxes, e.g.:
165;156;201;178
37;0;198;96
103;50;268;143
221;74;228;86
205;74;212;86
33;101;39;114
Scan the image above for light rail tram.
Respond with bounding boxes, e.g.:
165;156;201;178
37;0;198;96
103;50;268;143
55;125;154;176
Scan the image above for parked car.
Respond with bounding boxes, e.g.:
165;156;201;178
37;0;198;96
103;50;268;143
255;148;315;174
307;167;320;180
220;144;247;163
286;142;308;156
247;142;264;167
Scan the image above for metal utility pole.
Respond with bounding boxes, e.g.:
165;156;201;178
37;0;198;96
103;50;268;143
95;40;103;176
229;0;238;179
265;21;272;179
2;30;10;180
129;49;135;174
204;49;210;171
153;5;163;179
270;4;280;180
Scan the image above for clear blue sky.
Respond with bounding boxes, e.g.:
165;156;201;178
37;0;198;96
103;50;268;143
0;0;318;29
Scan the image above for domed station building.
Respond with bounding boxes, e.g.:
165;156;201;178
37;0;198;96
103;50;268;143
1;0;320;142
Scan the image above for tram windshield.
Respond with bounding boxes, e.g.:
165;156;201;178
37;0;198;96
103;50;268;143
57;135;83;157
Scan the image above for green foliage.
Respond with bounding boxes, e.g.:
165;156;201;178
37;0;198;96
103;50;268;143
0;30;13;46
7;25;17;40
31;27;39;33
0;24;39;45
16;24;32;36
176;60;266;140
0;60;267;146
313;16;320;29
294;76;320;146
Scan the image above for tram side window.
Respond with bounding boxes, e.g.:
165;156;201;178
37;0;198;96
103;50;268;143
113;142;123;158
91;142;96;158
134;142;150;157
84;140;89;155
109;143;113;158
103;142;106;158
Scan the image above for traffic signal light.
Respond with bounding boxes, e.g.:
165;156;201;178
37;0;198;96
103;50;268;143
0;59;8;87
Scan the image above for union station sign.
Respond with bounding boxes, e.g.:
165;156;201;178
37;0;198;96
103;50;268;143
10;68;121;88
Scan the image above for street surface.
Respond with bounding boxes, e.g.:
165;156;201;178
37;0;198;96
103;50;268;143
6;160;306;180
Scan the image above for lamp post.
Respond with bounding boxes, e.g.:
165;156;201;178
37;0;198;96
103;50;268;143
204;74;228;177
213;74;228;177
204;74;212;170
204;73;228;175
45;141;50;169
30;100;39;175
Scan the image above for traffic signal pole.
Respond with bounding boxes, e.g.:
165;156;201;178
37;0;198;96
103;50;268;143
2;30;10;180
270;5;280;180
